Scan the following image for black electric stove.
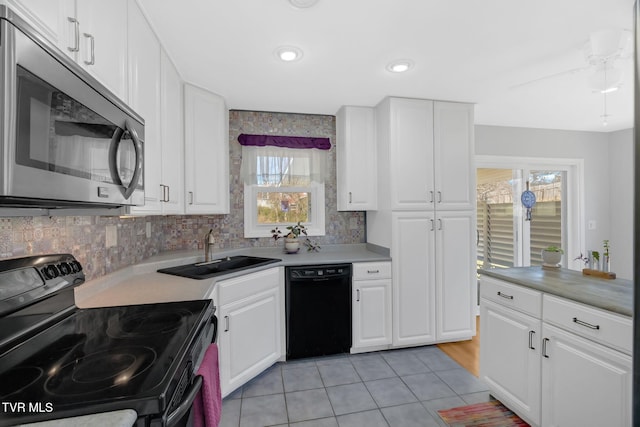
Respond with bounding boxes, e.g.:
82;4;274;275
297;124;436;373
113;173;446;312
0;254;216;427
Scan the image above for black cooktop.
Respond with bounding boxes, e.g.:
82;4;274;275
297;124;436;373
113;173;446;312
0;299;212;423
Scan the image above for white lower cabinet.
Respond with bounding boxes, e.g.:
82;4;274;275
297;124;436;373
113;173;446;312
352;262;392;352
541;323;632;427
480;298;541;426
391;211;475;347
217;267;283;397
480;276;632;427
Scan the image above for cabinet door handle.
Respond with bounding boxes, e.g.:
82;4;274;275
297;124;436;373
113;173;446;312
356;289;360;302
497;291;514;300
224;315;229;332
438;218;443;230
188;191;194;205
437;191;442;203
165;185;170;202
67;17;80;52
430;219;434;231
160;184;166;202
572;317;600;330
349;191;352;203
429;190;434;203
542;338;550;358
83;33;95;65
528;330;536;350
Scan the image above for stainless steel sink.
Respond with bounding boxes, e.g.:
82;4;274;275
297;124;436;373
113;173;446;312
157;255;281;280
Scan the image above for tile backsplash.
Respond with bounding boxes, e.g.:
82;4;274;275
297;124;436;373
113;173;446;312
0;111;365;280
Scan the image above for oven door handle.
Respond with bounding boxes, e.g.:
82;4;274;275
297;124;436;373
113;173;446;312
165;374;203;427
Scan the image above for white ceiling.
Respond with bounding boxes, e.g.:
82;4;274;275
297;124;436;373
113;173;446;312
138;0;635;133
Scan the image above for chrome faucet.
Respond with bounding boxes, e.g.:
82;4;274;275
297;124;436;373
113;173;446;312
204;229;215;262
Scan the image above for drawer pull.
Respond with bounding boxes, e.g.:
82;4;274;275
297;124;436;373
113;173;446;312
367;270;380;274
572;317;600;330
497;291;514;300
528;330;536;350
542;338;550;358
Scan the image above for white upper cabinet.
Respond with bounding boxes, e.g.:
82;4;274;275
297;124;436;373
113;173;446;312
386;97;434;210
9;0;128;101
433;101;475;211
127;0;161;214
74;0;128;100
184;84;230;215
336;106;377;211
376;97;474;211
158;50;185;215
5;0;70;47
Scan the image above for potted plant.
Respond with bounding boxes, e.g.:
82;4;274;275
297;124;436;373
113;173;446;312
541;245;564;267
271;222;308;254
591;250;600;270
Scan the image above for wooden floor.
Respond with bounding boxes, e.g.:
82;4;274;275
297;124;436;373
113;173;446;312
437;316;480;377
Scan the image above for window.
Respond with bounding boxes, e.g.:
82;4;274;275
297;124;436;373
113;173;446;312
240;139;328;238
476;156;583;271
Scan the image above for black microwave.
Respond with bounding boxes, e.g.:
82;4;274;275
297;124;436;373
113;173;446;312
0;6;144;209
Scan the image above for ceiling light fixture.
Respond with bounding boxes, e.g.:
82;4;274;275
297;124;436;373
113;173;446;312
386;60;414;73
275;46;303;62
288;0;319;8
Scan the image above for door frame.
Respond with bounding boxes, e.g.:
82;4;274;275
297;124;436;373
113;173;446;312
476;155;585;270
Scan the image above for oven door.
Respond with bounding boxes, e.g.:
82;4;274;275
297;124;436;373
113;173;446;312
155;314;218;427
0;15;145;207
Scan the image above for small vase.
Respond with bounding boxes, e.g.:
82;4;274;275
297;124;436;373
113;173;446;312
602;255;610;272
284;238;300;254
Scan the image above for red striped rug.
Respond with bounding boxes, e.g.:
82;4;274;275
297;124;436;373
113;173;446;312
437;400;530;427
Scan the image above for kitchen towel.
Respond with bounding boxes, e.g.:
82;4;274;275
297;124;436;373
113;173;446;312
193;343;222;427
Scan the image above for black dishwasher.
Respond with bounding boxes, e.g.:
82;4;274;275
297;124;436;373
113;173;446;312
286;264;352;359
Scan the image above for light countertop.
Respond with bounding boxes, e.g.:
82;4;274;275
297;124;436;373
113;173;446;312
75;244;390;308
478;266;633;317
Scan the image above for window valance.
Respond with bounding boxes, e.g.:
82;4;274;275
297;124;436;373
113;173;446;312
237;133;331;150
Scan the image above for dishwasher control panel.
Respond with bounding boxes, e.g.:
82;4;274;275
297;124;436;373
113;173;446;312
288;264;351;279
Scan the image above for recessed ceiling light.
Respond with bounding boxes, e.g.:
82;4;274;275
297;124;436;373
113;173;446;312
289;0;319;8
275;46;303;62
386;60;414;73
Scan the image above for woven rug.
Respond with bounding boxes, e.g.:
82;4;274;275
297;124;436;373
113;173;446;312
437;400;530;427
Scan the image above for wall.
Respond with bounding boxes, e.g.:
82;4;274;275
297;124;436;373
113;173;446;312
475;125;633;279
0;111;365;280
608;128;633;279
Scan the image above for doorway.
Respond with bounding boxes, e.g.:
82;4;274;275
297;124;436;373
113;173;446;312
476;156;583;270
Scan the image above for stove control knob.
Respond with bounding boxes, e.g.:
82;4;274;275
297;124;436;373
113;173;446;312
58;262;71;275
42;265;60;279
71;261;83;272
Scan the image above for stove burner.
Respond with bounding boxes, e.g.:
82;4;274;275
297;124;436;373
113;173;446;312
45;346;156;396
107;310;190;338
0;366;43;398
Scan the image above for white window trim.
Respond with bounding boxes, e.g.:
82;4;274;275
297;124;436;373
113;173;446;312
476;155;584;271
243;183;326;238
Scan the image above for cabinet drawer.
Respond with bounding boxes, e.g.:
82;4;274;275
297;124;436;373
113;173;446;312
543;294;632;355
480;276;542;318
353;262;391;280
217;267;281;305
